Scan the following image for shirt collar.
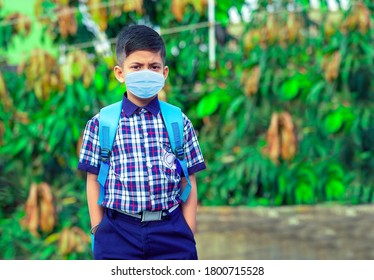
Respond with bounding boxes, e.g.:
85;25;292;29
121;92;160;117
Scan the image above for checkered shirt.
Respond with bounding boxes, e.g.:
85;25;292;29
78;94;206;214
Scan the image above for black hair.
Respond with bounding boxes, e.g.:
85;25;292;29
115;25;166;66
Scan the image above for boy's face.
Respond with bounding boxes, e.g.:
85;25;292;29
114;50;168;104
114;50;168;87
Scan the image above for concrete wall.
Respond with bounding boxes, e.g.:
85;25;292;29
195;205;374;260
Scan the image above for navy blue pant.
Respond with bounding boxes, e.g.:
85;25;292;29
93;207;198;260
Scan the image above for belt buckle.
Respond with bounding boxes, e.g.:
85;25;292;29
141;211;162;222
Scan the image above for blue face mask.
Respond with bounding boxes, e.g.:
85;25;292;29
125;70;165;99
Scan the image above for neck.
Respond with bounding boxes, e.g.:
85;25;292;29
127;92;157;107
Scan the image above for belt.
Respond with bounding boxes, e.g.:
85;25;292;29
113;204;179;222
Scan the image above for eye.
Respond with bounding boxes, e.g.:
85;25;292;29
131;65;141;70
150;65;161;71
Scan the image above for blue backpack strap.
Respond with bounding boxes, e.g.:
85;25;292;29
159;100;191;202
97;101;122;204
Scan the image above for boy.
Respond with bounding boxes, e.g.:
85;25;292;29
78;25;206;260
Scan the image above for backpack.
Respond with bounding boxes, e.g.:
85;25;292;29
96;100;191;205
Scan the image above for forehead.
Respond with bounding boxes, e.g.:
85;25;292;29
124;50;163;65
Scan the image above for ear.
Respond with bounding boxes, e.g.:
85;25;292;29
114;65;125;83
163;65;169;80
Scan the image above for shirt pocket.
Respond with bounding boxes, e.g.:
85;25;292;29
160;142;180;181
110;153;132;185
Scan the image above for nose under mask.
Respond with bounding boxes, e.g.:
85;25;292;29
125;70;165;99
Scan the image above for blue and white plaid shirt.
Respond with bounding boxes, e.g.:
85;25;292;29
78;94;206;214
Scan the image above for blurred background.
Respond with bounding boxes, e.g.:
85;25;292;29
0;0;373;260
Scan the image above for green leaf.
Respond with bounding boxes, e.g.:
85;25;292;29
4;136;28;156
341;54;353;85
295;182;314;204
49;121;67;152
274;194;284;206
75;82;87;105
70;120;81;141
297;167;317;188
361;108;371;130
324;110;344;134
278;173;287;194
360;41;374;62
307;80;326;103
280;77;299;100
196;94;220;118
327;163;345;180
260;69;272;97
61;63;73;85
326;179;345;201
225;95;245;120
39;245;56;260
94;71;106;92
340;107;355;132
257;198;270;206
72;62;82;78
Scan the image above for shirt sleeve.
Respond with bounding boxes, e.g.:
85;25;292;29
182;113;206;175
77;114;101;174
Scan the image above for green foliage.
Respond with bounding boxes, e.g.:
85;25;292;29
0;0;373;260
196;0;373;207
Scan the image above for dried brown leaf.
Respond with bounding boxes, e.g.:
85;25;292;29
171;0;185;22
58;228;70;255
279;112;297;161
244;66;261;97
38;182;55;234
324;51;341;82
263;113;280;164
109;0;122;18
357;3;370;34
22;183;39;237
57;7;77;38
0;71;13;109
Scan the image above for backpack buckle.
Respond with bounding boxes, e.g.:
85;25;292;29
174;146;185;160
100;148;111;163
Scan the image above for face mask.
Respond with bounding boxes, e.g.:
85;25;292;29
125;70;165;99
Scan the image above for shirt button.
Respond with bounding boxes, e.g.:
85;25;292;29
150;195;155;199
147;163;152;168
144;132;148;137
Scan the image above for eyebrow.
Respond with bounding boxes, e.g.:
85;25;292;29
130;62;162;66
130;62;144;66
